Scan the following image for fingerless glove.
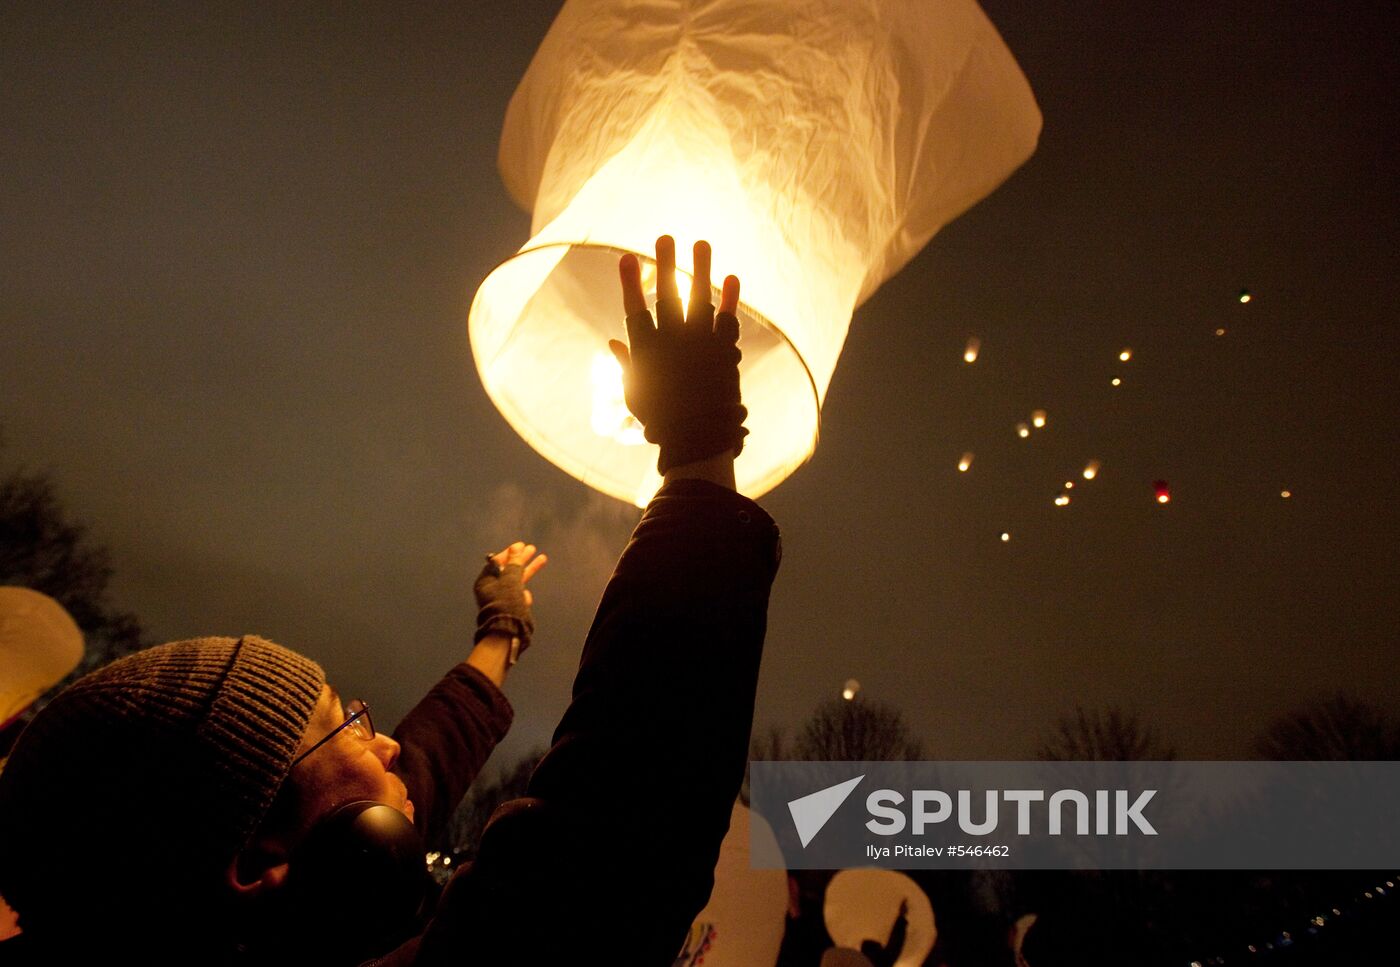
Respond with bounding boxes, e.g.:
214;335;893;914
621;295;748;474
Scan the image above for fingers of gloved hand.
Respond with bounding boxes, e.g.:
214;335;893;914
689;240;711;313
715;310;740;346
510;542;535;565
653;237;685;333
619;253;647;317
624;308;657;353
720;274;740;316
522;553;547;582
686;297;715;338
523;589;533;607
490;542;518;566
654;293;685;334
607;339;631;370
654;235;679;304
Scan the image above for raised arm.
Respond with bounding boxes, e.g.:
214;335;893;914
404;238;778;966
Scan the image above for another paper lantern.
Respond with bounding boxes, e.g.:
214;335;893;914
824;869;936;967
0;587;83;727
676;802;787;967
471;0;1041;505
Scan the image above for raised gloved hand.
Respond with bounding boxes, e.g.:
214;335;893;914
473;542;546;663
608;236;747;475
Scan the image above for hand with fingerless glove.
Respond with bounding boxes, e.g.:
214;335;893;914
473;542;546;664
609;236;748;476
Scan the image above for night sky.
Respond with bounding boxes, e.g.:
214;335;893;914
3;1;1396;768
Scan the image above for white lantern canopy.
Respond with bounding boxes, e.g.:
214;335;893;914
471;0;1041;505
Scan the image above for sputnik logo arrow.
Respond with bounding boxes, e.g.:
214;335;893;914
787;775;864;848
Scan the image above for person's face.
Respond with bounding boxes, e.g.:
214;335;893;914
289;685;414;828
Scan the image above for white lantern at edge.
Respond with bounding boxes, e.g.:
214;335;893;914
470;0;1041;505
1;587;83;726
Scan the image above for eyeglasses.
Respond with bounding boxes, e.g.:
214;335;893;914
292;698;374;768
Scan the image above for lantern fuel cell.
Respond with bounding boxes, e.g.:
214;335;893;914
469;0;1041;506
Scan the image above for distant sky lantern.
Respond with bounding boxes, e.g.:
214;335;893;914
1016;422;1031;439
1281;489;1292;499
1111;377;1122;386
1239;290;1253;304
1064;480;1074;489
1054;493;1070;507
958;452;974;472
1083;460;1100;480
842;679;861;701
1119;348;1132;362
1215;327;1227;337
1154;480;1171;504
963;337;982;364
469;0;1041;506
1031;409;1047;428
1000;531;1011;542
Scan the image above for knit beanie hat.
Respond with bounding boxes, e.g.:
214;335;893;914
0;635;324;939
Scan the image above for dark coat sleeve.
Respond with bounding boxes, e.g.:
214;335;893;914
397;478;780;967
390;663;514;847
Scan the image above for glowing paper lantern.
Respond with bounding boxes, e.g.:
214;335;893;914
1054;493;1070;507
1119;348;1132;362
0;587;83;727
957;452;974;473
1031;409;1047;428
842;679;861;701
1239;290;1253;304
470;0;1041;505
677;802;787;967
963;337;982;364
1082;460;1100;481
824;869;936;967
1000;532;1011;542
1016;422;1031;439
1154;480;1171;504
1111;377;1122;386
1281;489;1292;499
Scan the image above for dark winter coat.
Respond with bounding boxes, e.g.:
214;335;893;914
366;478;781;966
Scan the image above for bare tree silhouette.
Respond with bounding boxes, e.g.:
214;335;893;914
1037;706;1175;761
1;439;146;723
1253;694;1400;760
794;696;924;762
